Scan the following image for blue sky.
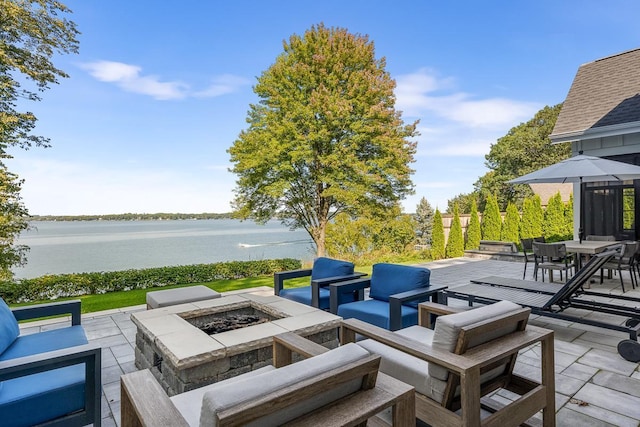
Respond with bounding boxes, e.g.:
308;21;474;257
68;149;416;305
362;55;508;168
8;1;640;215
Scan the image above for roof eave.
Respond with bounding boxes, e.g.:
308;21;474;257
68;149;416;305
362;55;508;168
550;120;640;144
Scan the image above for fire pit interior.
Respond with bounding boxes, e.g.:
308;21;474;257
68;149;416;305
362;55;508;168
186;306;279;334
133;291;341;395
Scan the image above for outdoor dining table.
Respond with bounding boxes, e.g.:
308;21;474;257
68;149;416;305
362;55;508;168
557;239;619;269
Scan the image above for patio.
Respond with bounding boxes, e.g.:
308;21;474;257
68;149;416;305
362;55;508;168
21;256;640;426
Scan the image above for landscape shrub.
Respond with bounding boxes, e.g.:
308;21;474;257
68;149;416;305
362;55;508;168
465;200;481;250
500;202;520;245
480;194;502;240
445;204;465;258
0;258;301;303
431;209;445;260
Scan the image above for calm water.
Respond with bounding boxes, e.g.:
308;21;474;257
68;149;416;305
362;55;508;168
13;220;316;279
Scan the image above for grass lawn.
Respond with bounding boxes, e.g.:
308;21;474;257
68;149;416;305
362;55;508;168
14;261;432;315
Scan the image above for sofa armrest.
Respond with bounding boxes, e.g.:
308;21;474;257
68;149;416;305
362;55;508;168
310;272;367;308
0;342;102;426
121;369;189;427
11;300;82;326
418;302;470;328
329;277;372;314
273;268;312;295
272;332;329;367
387;284;448;331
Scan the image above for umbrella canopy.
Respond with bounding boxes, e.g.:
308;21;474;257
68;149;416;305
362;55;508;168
508;154;640;184
508;154;640;242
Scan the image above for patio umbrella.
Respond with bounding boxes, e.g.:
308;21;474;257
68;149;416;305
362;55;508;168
508;153;640;242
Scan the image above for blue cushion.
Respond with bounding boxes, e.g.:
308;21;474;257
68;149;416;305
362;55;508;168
369;264;430;302
0;325;88;361
279;286;357;310
338;299;418;330
0;298;19;356
0;364;86;427
310;257;355;282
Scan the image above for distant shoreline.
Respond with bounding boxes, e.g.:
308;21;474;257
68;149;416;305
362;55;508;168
29;213;234;222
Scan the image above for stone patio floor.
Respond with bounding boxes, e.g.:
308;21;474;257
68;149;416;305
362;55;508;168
20;256;640;426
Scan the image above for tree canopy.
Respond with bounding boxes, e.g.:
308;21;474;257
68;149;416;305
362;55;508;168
229;24;417;255
450;104;568;212
1;0;80;150
0;0;79;278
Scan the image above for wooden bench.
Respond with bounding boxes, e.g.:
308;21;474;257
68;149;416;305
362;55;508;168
478;240;518;253
145;285;220;309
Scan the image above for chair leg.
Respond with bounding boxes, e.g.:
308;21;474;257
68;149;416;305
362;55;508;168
619;269;626;293
523;262;527;280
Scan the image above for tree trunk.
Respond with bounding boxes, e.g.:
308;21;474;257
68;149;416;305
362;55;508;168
312;222;327;257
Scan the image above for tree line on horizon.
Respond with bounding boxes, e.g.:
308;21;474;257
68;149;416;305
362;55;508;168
29;212;234;222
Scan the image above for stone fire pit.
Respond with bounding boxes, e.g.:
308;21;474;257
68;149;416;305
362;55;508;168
132;291;341;395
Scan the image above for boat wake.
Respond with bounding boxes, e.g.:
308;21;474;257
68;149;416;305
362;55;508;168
238;239;311;248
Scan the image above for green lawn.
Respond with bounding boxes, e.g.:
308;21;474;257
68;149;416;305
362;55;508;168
14;261;434;315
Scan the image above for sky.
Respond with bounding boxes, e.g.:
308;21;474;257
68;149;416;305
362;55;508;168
7;0;640;216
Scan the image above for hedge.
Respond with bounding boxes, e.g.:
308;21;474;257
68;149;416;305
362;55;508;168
0;258;302;303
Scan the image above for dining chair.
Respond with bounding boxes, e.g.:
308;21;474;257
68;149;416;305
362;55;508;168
600;242;638;292
521;236;545;279
533;242;576;283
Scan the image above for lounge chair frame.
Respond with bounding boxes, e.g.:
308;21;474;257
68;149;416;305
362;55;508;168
121;332;415;426
0;300;102;427
445;250;640;361
341;304;555;427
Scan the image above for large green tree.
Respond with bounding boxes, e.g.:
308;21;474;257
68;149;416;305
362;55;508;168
325;206;415;263
1;0;79;278
229;24;417;256
448;104;568;211
480;104;568;209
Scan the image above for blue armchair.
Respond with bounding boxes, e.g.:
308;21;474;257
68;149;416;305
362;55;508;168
274;257;366;310
0;298;101;427
331;263;446;331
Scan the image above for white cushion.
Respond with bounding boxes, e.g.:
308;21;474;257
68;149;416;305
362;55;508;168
429;301;522;380
357;336;448;403
170;365;275;427
199;343;370;427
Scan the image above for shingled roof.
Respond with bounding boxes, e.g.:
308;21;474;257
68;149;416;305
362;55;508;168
551;48;640;143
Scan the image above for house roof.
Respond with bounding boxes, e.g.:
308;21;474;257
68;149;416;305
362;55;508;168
529;183;572;205
551;48;640;143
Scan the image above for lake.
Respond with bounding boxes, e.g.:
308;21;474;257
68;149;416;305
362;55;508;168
13;219;316;279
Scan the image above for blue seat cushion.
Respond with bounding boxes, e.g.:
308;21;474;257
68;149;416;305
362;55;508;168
338;299;419;330
310;257;355;281
0;298;19;355
0;364;86;427
279;286;357;310
369;264;430;305
0;325;88;361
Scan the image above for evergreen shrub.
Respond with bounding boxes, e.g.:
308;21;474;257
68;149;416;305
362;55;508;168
0;258;301;303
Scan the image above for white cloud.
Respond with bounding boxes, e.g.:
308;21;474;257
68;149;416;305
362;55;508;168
80;61;249;101
396;69;539;129
194;74;251;98
80;61;188;100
